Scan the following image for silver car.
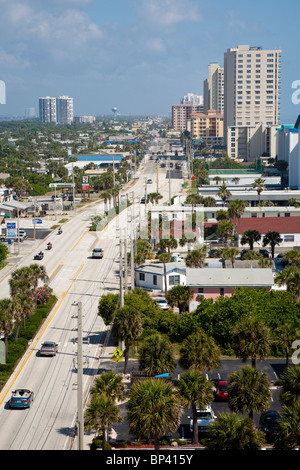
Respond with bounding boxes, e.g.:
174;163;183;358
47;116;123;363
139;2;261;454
40;341;58;357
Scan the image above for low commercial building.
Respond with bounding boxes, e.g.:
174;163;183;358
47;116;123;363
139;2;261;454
135;262;186;292
187;267;274;311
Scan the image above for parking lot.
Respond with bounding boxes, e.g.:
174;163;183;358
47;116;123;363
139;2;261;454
105;357;285;444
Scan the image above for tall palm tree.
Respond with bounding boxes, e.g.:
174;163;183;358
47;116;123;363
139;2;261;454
273;322;300;368
232;315;271;368
90;371;126;403
166;285;193;313
185;245;207;269
228;366;271;421
228;199;248;238
252;177;266;207
158;252;172;297
217;183;231;206
127;378;183;450
138;333;176;375
273;403;300;450
0;299;14;358
276;364;300;408
217;219;234;246
275;266;300;300
176;369;213;445
263;231;282;259
84;395;122;450
240;229;261;250
204;412;265;450
179;329;220;373
111;305;143;374
226;247;240;268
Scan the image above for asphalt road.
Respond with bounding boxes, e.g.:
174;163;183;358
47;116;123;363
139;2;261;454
0;153;185;450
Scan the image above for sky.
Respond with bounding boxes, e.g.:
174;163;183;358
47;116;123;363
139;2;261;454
0;0;300;122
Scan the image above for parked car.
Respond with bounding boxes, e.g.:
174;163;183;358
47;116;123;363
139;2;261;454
9;389;34;408
259;410;281;440
259;249;270;258
140;196;146;204
171;253;182;262
154;298;170;310
147;179;152;184
276;253;289;266
240;249;249;260
40;341;58;357
189;405;216;433
92;248;103;259
214;380;229;401
208;249;219;258
18;229;27;241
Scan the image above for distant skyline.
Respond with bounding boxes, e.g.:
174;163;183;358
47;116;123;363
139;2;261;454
0;0;300;124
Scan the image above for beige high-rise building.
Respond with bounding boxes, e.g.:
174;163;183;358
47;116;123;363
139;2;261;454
224;45;281;149
203;63;224;114
171;102;203;131
189;109;224;140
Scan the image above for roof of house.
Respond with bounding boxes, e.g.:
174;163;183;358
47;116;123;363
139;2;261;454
237;216;300;235
186;268;274;287
135;262;186;276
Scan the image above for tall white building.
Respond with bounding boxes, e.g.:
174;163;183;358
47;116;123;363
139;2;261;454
224;45;281;137
56;96;74;124
203;63;224;114
181;93;203;106
39;97;57;123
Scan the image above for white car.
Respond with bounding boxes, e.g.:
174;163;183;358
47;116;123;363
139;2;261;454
188;405;216;433
154;298;170;310
171;253;182;262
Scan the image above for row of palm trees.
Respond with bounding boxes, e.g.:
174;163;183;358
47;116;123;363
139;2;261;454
84;324;300;450
0;264;48;358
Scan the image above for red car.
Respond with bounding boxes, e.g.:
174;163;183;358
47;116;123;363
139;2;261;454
215;381;229;400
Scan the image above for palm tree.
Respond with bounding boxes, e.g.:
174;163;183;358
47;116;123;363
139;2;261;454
217;219;234;246
204;412;265;450
262;231;282;258
176;369;213;445
158;252;172;297
185;245;207;269
273;322;300;368
138;333;176;375
284;249;300;267
217;247;228;268
217;183;231;206
228;366;272;421
179;329;220;373
232;315;271;368
127;378;183;450
227;199;248;238
275;266;300;300
226;247;240;268
273;403;300;450
0;299;14;358
252;177;266;206
111;306;143;374
166;285;193;313
84;395;122;450
240;229;261;250
90;371;126;403
276;365;300;408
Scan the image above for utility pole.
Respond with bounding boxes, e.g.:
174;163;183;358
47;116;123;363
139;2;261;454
77;301;83;451
124;231;128;294
156;160;159;194
130;213;135;290
169;154;171;206
119;236;124;308
72;164;76;212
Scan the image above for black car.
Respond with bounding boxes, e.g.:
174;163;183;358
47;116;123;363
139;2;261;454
240;249;249;260
259;249;270;258
259;410;281;440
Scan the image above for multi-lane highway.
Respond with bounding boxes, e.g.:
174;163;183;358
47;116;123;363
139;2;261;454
0;147;185;450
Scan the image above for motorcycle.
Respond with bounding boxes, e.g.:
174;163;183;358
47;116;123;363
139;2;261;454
47;242;52;250
57;228;62;235
34;251;44;260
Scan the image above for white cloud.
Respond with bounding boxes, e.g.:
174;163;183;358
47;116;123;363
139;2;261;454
137;0;203;27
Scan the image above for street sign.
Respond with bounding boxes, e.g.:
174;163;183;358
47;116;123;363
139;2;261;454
6;222;17;239
32;218;42;224
82;175;89;191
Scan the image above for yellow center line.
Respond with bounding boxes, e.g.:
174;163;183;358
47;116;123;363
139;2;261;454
0;264;84;405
